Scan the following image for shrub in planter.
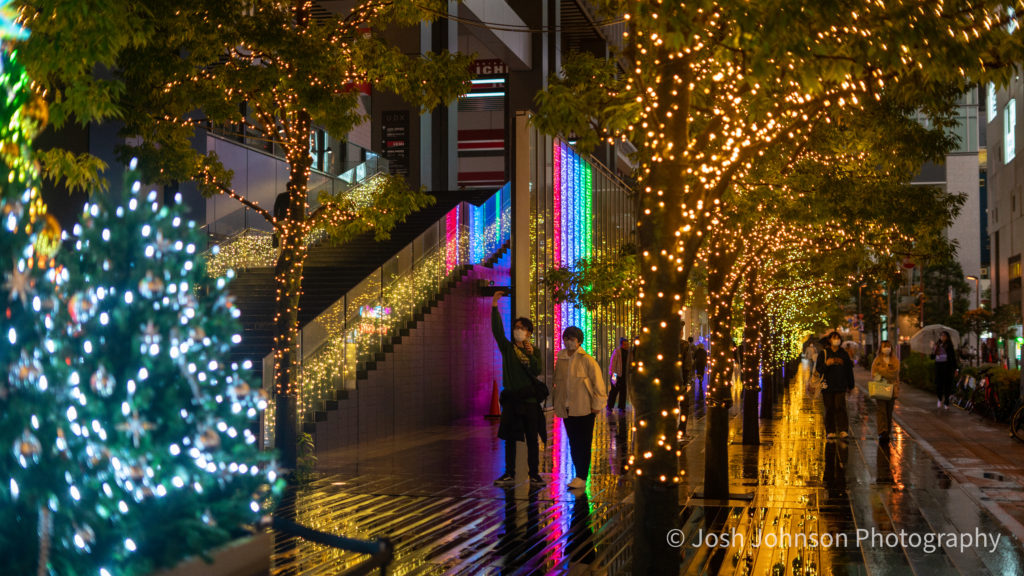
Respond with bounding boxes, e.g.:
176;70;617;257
985;366;1021;421
901;352;935;393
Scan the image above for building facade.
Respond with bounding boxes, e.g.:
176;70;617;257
986;77;1024;366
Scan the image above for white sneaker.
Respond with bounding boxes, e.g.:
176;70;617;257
826;433;837;439
567;477;586;489
937;400;943;408
839;431;849;439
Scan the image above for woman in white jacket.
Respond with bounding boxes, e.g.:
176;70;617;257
552;326;609;489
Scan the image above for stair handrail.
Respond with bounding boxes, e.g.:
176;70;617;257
260;183;511;439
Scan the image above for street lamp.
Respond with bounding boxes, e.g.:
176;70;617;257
966;274;980;365
966;275;980;309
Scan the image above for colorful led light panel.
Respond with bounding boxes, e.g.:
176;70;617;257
553;140;593;356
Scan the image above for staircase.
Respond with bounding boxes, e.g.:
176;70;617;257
228;191;497;384
302;242;510;435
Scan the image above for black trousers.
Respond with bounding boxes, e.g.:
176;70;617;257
607;376;627;409
504;415;540;476
935;367;955;403
822;390;849;434
563;413;596;480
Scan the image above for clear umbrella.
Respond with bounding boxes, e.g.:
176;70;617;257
908;324;960;355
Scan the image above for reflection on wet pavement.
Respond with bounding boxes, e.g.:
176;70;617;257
270;361;1024;575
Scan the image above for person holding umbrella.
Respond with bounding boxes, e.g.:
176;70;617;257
931;331;958;410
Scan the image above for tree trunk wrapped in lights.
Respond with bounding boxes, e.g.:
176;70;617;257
741;267;764;445
704;241;740;499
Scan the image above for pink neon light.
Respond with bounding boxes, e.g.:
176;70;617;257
445;207;459;274
553;141;562;358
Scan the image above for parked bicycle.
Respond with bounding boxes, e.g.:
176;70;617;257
1012;402;1024;442
951;366;1003;421
952;371;976;410
973;371;1001;421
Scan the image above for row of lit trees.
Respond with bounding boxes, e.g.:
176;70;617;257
534;1;1024;572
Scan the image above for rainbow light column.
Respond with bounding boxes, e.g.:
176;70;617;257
553;140;593;355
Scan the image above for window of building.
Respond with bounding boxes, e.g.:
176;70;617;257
988;83;998;123
1010;254;1021;290
1005;99;1016;164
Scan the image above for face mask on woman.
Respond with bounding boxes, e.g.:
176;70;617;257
513;328;528;343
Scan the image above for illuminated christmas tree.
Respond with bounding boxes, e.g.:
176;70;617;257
0;5;71;573
48;165;280;575
0;5;277;571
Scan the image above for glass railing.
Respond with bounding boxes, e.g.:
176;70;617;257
201;170;393;274
203;228;275;278
261;183;511;442
202;130;388;244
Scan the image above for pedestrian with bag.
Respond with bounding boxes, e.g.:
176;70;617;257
931;331;958;410
607;337;630;410
552;326;608;490
815;331;855;440
491;291;547;486
870;341;900;441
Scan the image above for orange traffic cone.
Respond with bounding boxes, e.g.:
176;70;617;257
485;379;501;419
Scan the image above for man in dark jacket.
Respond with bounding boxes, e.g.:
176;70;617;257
491;291;545;485
693;342;708;391
815;330;855;440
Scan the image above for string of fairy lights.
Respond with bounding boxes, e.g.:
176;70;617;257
615;1;1020;486
257;190;511;439
682;173;920;411
109;0;468;408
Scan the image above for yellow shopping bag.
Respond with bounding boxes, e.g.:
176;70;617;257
868;378;894;401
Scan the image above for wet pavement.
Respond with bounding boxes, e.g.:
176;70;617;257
854;365;1024;546
270;361;1024;575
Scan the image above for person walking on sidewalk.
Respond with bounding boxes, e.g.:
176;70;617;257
694;342;708;392
870;341;900;441
607;337;630;410
931;331;958;410
491;291;546;486
678;337;695;435
552;326;608;490
815;331;854;440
